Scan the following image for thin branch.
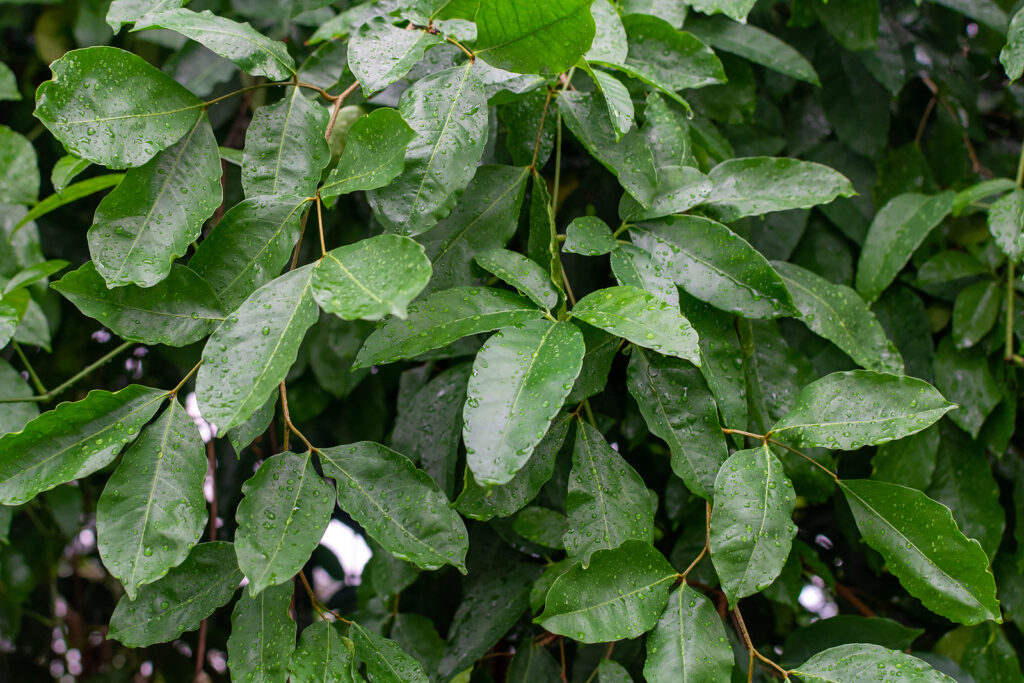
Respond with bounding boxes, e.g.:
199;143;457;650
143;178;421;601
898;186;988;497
558;636;568;683
325;80;361;141
680;502;712;579
913;95;937;147
732;605;789;680
12;342;46;395
288;202;314;272
298;570;351;623
0;341;133;404
204;80;339;109
722;428;839;481
446;36;476;61
529;89;554;170
316;196;327;256
280;383;315;453
169;360;202;398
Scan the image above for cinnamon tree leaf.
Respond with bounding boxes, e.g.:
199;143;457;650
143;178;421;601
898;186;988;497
350;620;429;683
474;249;560;311
290;621;359;683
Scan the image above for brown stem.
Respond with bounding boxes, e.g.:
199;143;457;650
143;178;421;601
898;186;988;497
280;383;315;453
732;605;789;680
193;619;208;682
680;502;712;579
834;581;876;618
558;636;568;683
529;89;554;170
325;80;361;141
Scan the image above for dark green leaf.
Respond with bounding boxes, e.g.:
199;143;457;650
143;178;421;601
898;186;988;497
320;108;416;201
610;244;679;307
1002;9;1024;80
987;187;1024;262
686;15;819;85
0;126;38;205
840;479;1001;625
53;262;225;347
350;620;429;683
933;338;1001;438
508;641;561;682
952;279;1000;350
319;442;469;572
780;616;924;669
13;175;124;232
871;426;939;491
643;584;733;683
0;385;166;505
792;643;954;683
50;154;93;194
289;621;359;683
106;0;184;32
538;541;676;643
227;582;295;683
474;0;596;74
96;399;207;599
108;542;241;647
564;217;618;256
34;47;203;169
616;14;725;91
348;18;443;95
475;249;560;310
680;293;745;431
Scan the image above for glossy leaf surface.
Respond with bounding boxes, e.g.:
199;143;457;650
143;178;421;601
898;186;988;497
643;584;734;683
474;0;596;74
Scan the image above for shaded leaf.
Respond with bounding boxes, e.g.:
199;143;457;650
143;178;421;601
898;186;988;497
349;17;443;95
0;126;38;205
289;621;359;683
350;620;429;683
643;584;733;683
227;582;295;683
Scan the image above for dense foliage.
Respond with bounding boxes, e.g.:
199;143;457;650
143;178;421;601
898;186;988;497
2;0;1024;680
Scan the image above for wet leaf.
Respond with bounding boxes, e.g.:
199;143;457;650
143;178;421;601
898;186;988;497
348;17;443;95
611;244;679;307
475;249;560;310
289;621;359;683
227;582;295;682
563;217;618;256
792;643;955;682
320;108;416;201
350;620;429;683
0;126;38;205
474;0;596;74
643;584;733;683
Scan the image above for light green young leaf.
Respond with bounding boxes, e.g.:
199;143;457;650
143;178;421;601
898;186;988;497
313;235;432;321
367;63;488;236
3;260;69;294
710;444;797;606
571;285;700;364
474;0;596;74
242;87;330;199
108;542;242;647
14;175;124;232
643;584;734;683
1002;9;1024;81
626;348;728;500
418;165;529;294
197;265;318;432
88;113;221;288
772;261;904;373
986;187;1024;262
0;385;166;506
348;17;444;95
319;442;469;572
51;154;93;194
539;541;676;643
134;8;296;79
353;287;544;368
0;60;20;101
34;47;203;169
587;67;636;140
350;620;429;683
686;15;819;85
106;0;184;32
616;14;725;91
631;216;796;319
53;262;225;347
189;195;309;311
320;108;416;201
290;621;359;683
227;582;296;683
952;279;1001;350
704;157;855;222
563;216;618;256
770;370;955;451
0;126;39;205
235;451;334;595
456;413;571;521
464;320;583;485
841;479;1000;624
474;249;560;310
792;643;955;683
611;244;679;307
564;421;654;566
856;192;955;302
951;177;1016;216
97;399;207;599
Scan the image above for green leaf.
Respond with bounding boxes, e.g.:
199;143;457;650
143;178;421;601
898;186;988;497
96;399;207;599
780;616;924;669
474;249;560;310
587;0;628;63
643;584;734;683
871;426;939;491
313;235;432;321
134;8;296;79
619;165;713;222
772;261;904;373
538;541;676;643
348;18;444;95
987;187;1024;262
626;348;728;499
228;394;277;455
571;285;700;364
931;0;1007;32
13;174;124;232
587;67;636;141
51;154;93;194
0;126;38;205
34;47;203;169
366;63;488;236
418;165;529;294
189;195;309;311
565;421;654;566
53;262;225;347
526;171;565;303
952;178;1016;216
474;0;596;74
353;287;544;368
680;293;746;431
513;506;567;548
350;620;429;683
770;370;955;451
0;60;20;101
3;260;69;294
197;265;318;432
685;15;819;85
242;87;330;199
933;337;1000;438
598;660;633;683
704;157;855;222
235;451;334;595
952;279;1001;350
687;0;756;21
855;192;955;303
564;216;618;256
106;0;184;32
456;413;571;521
464;320;583;485
320;108;416;201
508;641;562;682
839;479;1000;625
88;113;221;288
709;444;797;606
319;442;469;572
611;244;679;307
108;541;242;647
616;15;725;91
227;582;296;683
631;216;796;319
793;643;955;682
0;385;166;505
290;621;359;683
1002;9;1024;81
0;359;38;436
